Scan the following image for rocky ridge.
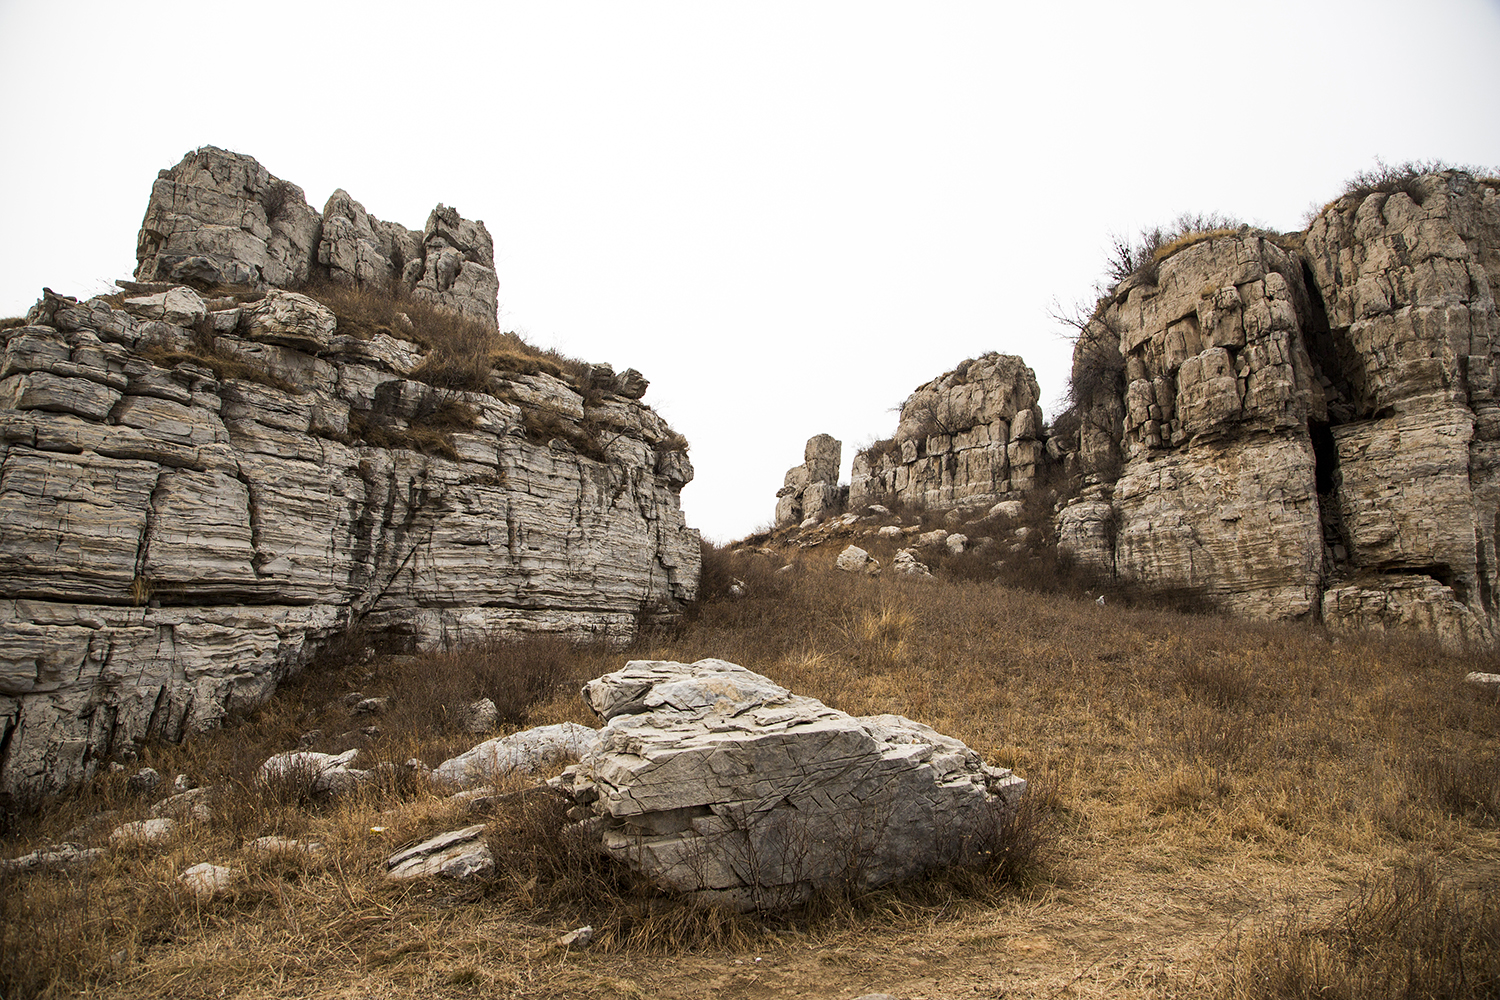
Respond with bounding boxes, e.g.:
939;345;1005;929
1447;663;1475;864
0;149;699;797
780;169;1500;645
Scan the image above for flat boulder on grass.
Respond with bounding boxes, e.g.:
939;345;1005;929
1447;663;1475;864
552;658;1026;911
432;722;599;788
386;825;493;881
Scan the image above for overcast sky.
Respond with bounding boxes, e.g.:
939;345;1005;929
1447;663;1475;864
3;1;1498;543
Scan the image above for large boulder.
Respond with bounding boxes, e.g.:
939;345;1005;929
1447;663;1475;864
553;658;1026;911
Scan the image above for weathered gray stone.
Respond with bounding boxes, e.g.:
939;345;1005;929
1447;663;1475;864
179;862;237;899
2;152;700;798
385;824;493;880
110;817;176;845
775;434;844;527
258;749;369;796
851;353;1040;510
554;659;1026;911
432;722;599;787
835;545;872;573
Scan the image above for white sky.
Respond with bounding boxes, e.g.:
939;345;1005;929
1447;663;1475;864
3;0;1498;543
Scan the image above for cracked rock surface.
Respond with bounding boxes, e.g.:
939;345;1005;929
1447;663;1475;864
0;150;699;797
553;658;1026;911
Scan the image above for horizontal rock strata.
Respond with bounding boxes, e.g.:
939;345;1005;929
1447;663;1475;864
1;149;699;797
553;658;1025;911
850;352;1045;511
1057;172;1499;643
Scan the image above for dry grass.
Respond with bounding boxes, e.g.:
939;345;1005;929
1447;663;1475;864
305;281;588;390
139;331;302;395
3;548;1497;999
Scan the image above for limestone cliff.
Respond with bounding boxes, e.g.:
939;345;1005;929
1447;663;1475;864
794;169;1498;646
0;149;699;796
1055;170;1499;645
848;353;1046;511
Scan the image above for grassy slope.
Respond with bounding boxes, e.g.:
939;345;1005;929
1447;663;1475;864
2;538;1497;999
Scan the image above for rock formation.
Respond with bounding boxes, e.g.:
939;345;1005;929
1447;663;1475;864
136;147;498;325
783;168;1499;646
552;658;1025;911
1056;170;1499;645
849;353;1046;511
774;433;843;527
0;149;699;797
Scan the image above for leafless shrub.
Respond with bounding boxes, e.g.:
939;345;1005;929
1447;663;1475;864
1214;864;1500;1000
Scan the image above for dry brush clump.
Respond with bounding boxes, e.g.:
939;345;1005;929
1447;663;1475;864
304;280;588;391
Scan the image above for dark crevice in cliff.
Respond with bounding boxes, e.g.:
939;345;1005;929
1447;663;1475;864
1298;260;1364;423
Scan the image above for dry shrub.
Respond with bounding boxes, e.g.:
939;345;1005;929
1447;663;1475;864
304;280;587;391
139;330;301;395
519;408;607;461
1215;864;1500;1000
347;394;477;460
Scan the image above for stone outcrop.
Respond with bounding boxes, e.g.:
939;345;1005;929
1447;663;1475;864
552;658;1025;911
774;433;843;526
136;147;499;325
1054;170;1499;644
0;150;699;797
850;353;1045;511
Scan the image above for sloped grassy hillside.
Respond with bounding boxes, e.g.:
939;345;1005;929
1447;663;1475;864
2;523;1497;999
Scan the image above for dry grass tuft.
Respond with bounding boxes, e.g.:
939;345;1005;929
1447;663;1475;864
305;281;588;391
1213;864;1500;1000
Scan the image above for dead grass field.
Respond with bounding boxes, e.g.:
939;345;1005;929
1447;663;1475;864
3;538;1497;1000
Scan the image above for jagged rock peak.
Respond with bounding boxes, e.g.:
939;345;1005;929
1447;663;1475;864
135;146;500;326
1052;168;1500;645
1;150;699;798
849;352;1044;512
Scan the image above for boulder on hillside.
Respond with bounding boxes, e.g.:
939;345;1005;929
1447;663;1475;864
552;658;1026;911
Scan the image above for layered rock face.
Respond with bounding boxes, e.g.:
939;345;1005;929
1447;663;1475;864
553;658;1025;911
0;151;699;796
1057;171;1500;643
773;433;843;527
136;147;499;325
850;353;1045;511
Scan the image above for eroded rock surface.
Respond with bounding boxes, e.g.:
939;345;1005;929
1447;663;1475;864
1055;171;1499;642
850;353;1044;511
553;658;1025;911
0;150;699;797
136;147;498;325
774;433;843;527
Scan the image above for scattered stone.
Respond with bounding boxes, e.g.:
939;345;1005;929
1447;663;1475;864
179;862;238;900
836;545;871;572
150;786;213;823
558;925;595;948
248;835;325;856
127;767;162;796
110;818;176;845
352;697;389;715
945;533;968;555
258;749;370;796
433;722;599;788
458;698;499;735
0;843;104;874
916;529;949;548
891;549;932;577
171;773;194;793
386;825;493;880
554;658;1026;911
1465;672;1500;688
